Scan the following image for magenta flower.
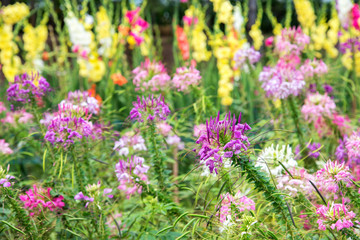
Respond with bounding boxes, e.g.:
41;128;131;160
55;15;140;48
60;90;100;115
75;182;113;208
0;139;13;155
115;156;150;199
74;192;94;208
44;104;96;149
0;175;15;188
172;66;202;92
129;95;170;122
316;199;356;231
19;185;65;216
275;27;310;56
7;72;51;104
233;47;261;70
113;131;147;156
132;59;171;92
195;112;251;175
336;131;360;166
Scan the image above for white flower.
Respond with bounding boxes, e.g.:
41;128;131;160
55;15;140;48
256;144;297;176
336;0;353;28
233;5;244;35
65;17;92;47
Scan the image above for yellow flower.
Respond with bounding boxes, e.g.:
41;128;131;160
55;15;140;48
293;0;316;31
221;96;233;106
217;1;233;25
341;51;353;70
249;21;263;50
88;57;106;82
273;99;281;109
1;3;30;25
3;56;21;82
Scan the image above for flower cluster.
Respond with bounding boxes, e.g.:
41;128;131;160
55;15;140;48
130;95;171;123
176;26;190;61
172;66;202;92
275;27;310;56
125;8;149;46
0;102;6;113
0;166;15;188
60;90;100;115
44;104;96;149
336;131;360;166
195;112;251;175
259;62;305;99
7;72;51;104
75;181;113;208
301;92;336;123
217;191;255;232
19;185;65;216
113;132;147;156
300;59;328;79
115;156;150;199
1;110;33;126
295;142;322;159
132;59;171;92
316;199;356;231
316;160;353;196
256;144;298;177
277;167;315;197
233;47;261;70
0;139;13;155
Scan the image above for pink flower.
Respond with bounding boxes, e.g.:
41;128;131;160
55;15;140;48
172;66;202;92
277;167;315;197
1;110;33;125
300;59;328;79
19;185;65;216
0;139;13;155
345;131;360;161
0;102;6;113
74;192;94;207
301;92;336;123
275;27;310;56
125;8;140;24
113;132;147;156
265;36;274;47
166;135;184;150
193;124;206;137
352;4;360;30
183;15;198;26
157;122;172;136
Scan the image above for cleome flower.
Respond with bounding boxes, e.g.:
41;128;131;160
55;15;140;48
301;92;336;123
115;156;150;199
0;166;15;188
195;111;251;176
74;181;113;208
129;95;171;123
0;139;13;155
19;185;65;216
300;58;328;79
60;90;100;115
7;72;51;104
172;66;202;93
233;46;261;70
316;199;357;231
113;131;147;156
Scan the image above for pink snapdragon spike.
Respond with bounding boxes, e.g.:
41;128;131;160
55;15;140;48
316;199;356;231
44;104;98;149
301;92;336;123
352;4;360;30
0;102;6;113
277;167;315;197
125;8;149;45
258;61;305;99
19;185;65;216
172;66;202;92
113;132;147;156
274;27;310;56
60;90;100;115
233;47;261;70
300;59;328;79
115;156;150;199
195;111;251;175
1;110;33;125
132;59;171;92
316;160;353;196
217;191;255;229
183;15;198;26
130;95;171;123
7;72;51;104
0;139;13;155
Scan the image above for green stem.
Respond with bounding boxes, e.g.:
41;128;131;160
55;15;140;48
148;123;164;189
71;148;86;193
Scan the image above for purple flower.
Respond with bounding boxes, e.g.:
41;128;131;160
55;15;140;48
233;46;261;70
60;90;100;115
295;142;322;159
7;72;51;105
130;95;170;123
323;84;333;94
195;112;251;176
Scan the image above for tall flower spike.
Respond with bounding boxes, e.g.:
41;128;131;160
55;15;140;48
195;111;251;176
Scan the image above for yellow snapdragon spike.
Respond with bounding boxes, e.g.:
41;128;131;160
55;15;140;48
293;0;316;31
1;3;30;25
221;96;233;106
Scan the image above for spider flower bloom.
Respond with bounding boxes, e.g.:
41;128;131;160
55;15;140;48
113;132;147;156
7;72;51;104
316;160;353;195
132;59;171;92
259;63;305;99
75;181;113;208
0;166;15;188
0;139;13;155
130;95;170;122
217;191;255;231
277;167;315;197
275;27;310;56
233;47;261;70
195;112;251;176
115;156;150;199
300;59;328;79
256;144;298;177
60;90;100;115
316;199;356;231
0;102;6;113
345;131;360;161
1;110;33;125
157;122;173;136
44;104;96;149
172;66;202;92
301;92;336;123
19;185;65;216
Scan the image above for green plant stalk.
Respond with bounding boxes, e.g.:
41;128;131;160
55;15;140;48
3;188;34;238
71;148;86;193
148;122;165;189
